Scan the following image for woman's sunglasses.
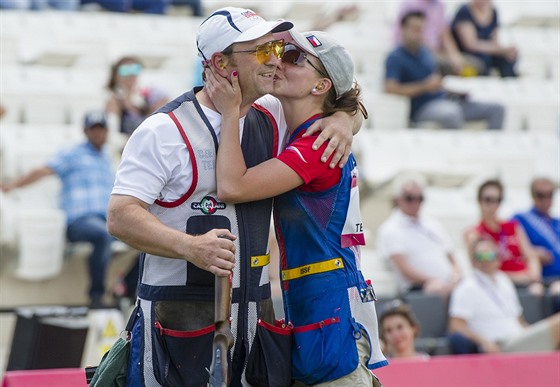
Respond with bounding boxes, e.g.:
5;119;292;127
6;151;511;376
281;44;329;78
231;39;285;64
117;63;142;77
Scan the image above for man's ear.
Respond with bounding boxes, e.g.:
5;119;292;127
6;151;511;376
210;53;229;76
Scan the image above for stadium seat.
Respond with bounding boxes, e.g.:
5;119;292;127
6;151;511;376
403;291;452;356
516;288;545;324
14;209;66;280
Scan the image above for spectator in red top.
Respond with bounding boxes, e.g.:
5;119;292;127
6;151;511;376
464;179;543;295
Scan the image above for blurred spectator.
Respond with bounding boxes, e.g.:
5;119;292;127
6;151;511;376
385;11;505;129
379;301;431;359
464;179;544;295
448;238;560;354
377;174;461;297
393;0;477;76
513;177;560;293
105;56;169;150
310;3;359;31
170;0;202;16
451;0;518;77
81;0;169;14
0;111;115;308
0;104;6;119
0;0;79;10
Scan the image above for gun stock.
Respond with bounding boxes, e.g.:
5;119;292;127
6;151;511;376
208;274;233;387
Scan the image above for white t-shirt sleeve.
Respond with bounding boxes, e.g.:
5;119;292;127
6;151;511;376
449;280;474;320
377;222;406;259
254;94;288;155
112;113;193;204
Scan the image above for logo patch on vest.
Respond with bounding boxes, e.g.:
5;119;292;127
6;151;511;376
191;196;227;214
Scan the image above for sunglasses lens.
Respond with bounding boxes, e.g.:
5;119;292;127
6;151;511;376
404;195;423;203
475;251;497;261
282;45;305;66
118;63;142;77
254;40;284;64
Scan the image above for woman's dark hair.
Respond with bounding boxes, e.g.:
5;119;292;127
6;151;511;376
477;179;503;202
378;302;420;340
322;79;368;120
107;56;142;91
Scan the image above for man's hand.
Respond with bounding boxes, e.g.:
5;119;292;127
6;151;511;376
424;74;443;93
186;229;237;277
480;339;501;354
304;111;358;169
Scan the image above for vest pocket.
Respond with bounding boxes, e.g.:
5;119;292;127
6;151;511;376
246;319;293;387
291;315;359;384
152;321;215;387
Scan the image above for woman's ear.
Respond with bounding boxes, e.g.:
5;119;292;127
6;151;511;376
311;78;332;95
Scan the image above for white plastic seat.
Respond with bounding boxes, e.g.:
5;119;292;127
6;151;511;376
14;208;66;280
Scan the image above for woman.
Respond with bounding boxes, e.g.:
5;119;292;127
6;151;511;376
379;302;430;359
464;179;543;294
206;30;387;385
105;56;168;137
451;0;518;77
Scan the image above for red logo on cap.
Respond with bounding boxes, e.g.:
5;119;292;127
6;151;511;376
307;35;322;47
241;10;257;18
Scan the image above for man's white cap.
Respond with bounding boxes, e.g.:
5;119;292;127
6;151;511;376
196;7;293;63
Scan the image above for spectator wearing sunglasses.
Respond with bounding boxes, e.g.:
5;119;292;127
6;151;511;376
448;238;560;354
464;179;544;295
513;178;560;298
377;174;461;297
384;10;505;129
107;7;361;386
207;28;386;386
105;56;169;152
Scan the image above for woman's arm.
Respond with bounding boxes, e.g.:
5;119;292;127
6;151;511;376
207;70;305;203
454;21;516;57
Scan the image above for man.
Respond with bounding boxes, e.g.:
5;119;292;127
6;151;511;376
107;7;360;386
1;111;114;307
376;174;461;296
513;178;560;286
393;0;472;75
448;238;560;354
385;10;505;129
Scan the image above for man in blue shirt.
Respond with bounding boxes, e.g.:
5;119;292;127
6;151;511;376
384;10;505;130
514;177;560;283
1;111;115;307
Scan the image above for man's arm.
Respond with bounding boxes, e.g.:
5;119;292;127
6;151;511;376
107;194;236;277
448;317;501;353
0;166;54;193
384;75;443;98
447;252;462;282
390;253;434;286
304;109;364;169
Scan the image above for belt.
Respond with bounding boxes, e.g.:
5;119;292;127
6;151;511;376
282;258;344;281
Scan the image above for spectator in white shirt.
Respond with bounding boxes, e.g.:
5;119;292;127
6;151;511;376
377;174;461;296
448;238;560;354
